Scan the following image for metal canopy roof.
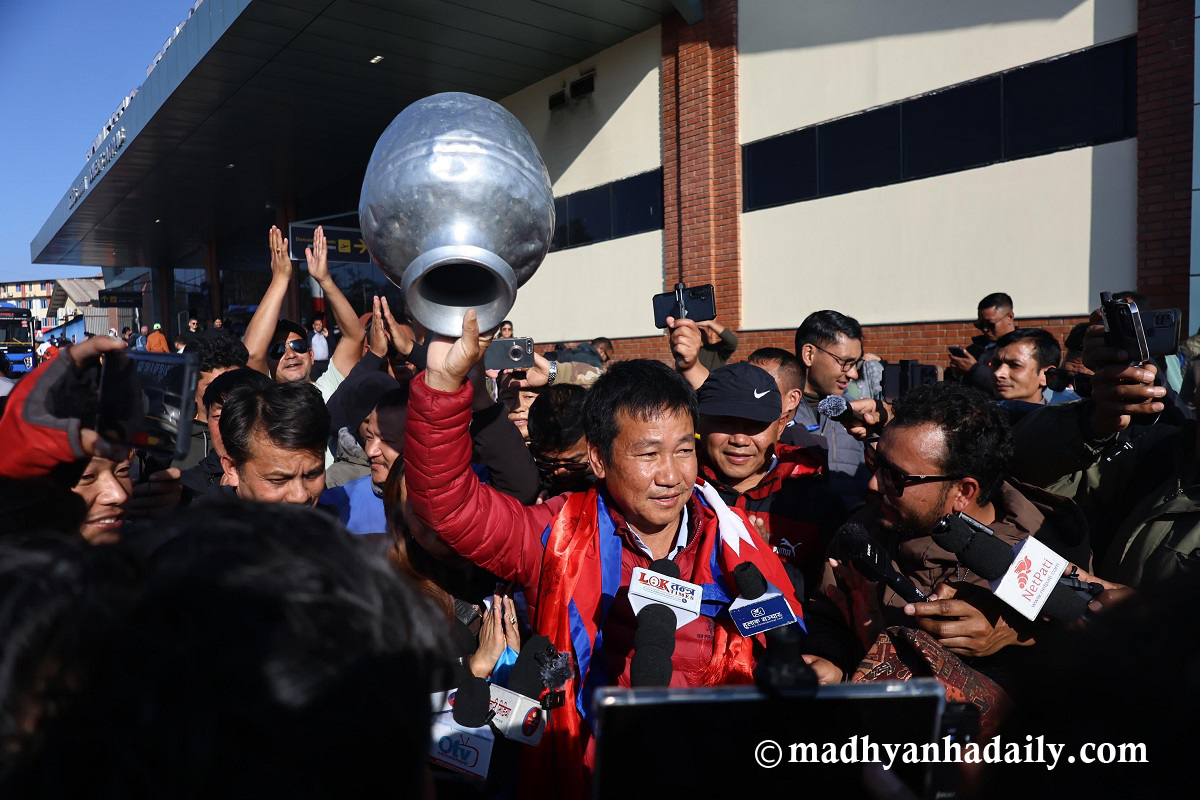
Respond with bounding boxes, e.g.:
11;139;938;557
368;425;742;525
32;0;677;269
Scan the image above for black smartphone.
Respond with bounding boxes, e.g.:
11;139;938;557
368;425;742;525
947;346;968;359
653;282;717;329
485;337;535;371
1142;308;1182;356
1099;292;1150;363
96;351;199;461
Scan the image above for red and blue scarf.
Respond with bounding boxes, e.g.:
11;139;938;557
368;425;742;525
525;481;805;796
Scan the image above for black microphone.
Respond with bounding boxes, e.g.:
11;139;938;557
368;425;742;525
452;675;494;728
731;562;815;691
506;634;570;707
834;523;929;603
629;558;679;687
931;513;1101;622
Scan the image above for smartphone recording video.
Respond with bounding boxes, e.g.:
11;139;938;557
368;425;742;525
96;351;199;461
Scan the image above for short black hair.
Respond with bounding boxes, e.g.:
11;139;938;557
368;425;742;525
582;359;697;463
220;382;330;468
977;292;1013;312
185;334;249;374
3;500;453;798
202;368;272;411
1064;322;1090;354
995;328;1062;371
529;384;587;455
591;337;614;352
747;348;803;393
794;310;863;353
890;382;1012;505
120;327;131;336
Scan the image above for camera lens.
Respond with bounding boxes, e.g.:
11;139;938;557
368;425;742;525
508;345;524;361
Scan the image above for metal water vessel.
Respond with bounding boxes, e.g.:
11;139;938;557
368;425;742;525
359;92;554;336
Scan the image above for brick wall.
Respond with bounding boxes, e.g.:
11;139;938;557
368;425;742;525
661;0;742;326
1137;0;1194;322
553;316;1090;368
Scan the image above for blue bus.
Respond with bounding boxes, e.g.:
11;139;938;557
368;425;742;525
0;304;37;375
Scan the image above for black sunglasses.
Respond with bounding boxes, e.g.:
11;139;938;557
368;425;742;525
533;455;591;473
268;339;311;359
864;442;963;497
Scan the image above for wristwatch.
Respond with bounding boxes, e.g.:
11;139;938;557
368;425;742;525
546;360;558;385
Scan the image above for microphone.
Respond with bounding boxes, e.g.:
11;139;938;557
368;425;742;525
834;523;929;603
452;675;494;728
627;557;702;628
629;558;681;687
731;562;815;691
817;394;850;420
931;512;1101;622
728;561;798;636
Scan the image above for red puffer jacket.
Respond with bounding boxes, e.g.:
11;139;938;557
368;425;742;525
405;373;781;689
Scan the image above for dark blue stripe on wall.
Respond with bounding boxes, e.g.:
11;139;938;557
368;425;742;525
550;168;663;252
743;37;1137;212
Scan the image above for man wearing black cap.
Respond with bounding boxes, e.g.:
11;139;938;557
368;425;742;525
243;225;365;403
697;362;847;591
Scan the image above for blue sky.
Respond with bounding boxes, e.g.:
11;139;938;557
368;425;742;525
0;0;190;283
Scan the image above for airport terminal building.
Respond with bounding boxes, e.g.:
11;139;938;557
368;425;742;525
31;0;1195;362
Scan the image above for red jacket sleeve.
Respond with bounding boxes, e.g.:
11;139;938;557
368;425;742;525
404;372;562;599
0;350;87;479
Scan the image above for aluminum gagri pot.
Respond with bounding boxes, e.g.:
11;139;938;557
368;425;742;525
359;92;555;337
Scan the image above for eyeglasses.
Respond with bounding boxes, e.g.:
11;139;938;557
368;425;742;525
864;442;963;497
268;339;311;359
973;313;1011;332
810;343;863;374
533;454;591;473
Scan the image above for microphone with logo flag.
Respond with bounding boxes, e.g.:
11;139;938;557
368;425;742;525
931;512;1102;622
833;522;929;603
730;562;816;691
628;558;686;687
485;635;571;746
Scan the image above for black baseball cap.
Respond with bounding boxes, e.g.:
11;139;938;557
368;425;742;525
273;319;307;342
697;362;782;423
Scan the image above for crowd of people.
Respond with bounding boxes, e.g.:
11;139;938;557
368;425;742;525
0;223;1195;797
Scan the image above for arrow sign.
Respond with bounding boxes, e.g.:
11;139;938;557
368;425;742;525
97;290;142;308
288;224;372;264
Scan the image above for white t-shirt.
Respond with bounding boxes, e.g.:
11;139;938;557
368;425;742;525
313;358;344;405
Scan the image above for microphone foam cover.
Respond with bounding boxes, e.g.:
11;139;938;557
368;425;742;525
817;394;850;419
507;634;553;699
634;604;678;651
630;645;674;687
953;529;1015;581
931;516;975;555
649;558;679;579
732;561;767;600
452;676;493;728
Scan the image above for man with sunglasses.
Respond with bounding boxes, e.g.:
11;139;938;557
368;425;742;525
243;225;365;403
790;310;873;509
805;381;1091;685
948;292;1017;390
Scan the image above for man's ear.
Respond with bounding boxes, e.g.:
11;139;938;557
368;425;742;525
1037;365;1050;389
952;477;982;512
587;440;607;480
221;454;240;488
799;343;816;369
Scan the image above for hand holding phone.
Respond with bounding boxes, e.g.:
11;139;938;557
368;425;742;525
653;283;717;329
97;351;199;462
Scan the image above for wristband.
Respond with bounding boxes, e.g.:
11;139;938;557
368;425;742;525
546;360;558;385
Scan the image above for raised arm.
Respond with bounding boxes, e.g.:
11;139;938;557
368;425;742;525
667;315;710;390
306;226;365;378
405;311;557;589
243;226;292;376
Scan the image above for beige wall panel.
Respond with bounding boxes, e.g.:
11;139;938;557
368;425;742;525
740;0;1137;142
507;230;664;343
741;140;1137;328
502;27;662;195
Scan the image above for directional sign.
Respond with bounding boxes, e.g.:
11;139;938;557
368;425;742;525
97;290;142;308
288;224;371;264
